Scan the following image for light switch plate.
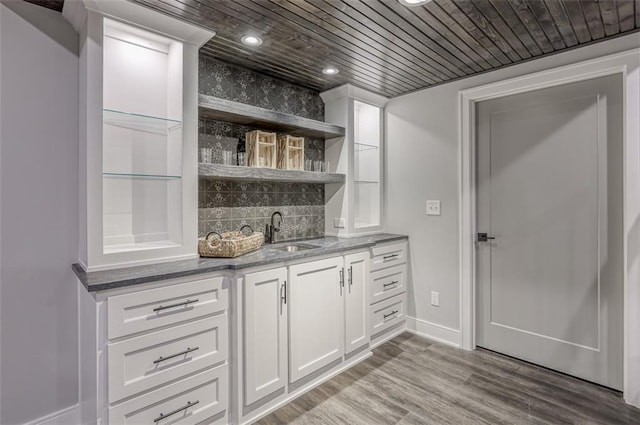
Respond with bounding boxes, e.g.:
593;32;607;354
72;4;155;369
333;217;346;228
431;291;440;307
426;200;441;216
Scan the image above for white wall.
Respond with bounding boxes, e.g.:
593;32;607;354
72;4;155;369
0;2;79;423
386;33;640;337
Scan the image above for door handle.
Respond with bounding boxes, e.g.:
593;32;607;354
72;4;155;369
348;266;353;287
477;233;496;242
339;268;344;289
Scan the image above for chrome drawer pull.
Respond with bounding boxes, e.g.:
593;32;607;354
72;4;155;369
383;254;399;260
153;347;199;364
383;310;399;320
153;400;199;423
153;299;199;312
383;281;399;288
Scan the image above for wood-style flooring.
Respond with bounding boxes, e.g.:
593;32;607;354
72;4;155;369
258;333;640;425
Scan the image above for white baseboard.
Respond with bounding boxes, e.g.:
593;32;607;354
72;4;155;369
406;316;461;348
24;404;80;425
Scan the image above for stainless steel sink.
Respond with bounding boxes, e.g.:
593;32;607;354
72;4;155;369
270;243;320;252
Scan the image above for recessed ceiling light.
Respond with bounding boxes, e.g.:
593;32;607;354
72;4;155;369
241;35;263;46
398;0;432;6
322;67;339;75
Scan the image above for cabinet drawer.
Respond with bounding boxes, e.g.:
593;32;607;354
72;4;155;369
108;276;227;340
109;366;228;425
371;294;406;337
371;242;407;272
108;315;228;403
371;265;406;304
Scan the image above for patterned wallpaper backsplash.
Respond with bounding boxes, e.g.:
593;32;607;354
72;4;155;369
198;54;327;241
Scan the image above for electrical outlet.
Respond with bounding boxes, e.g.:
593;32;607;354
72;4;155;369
333;217;346;228
431;291;440;307
426;200;441;216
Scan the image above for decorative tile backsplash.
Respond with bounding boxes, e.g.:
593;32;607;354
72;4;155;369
198;54;327;242
199;55;325;121
198;181;325;240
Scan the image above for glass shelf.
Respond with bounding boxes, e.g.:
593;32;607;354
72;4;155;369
354;142;379;152
103;172;182;179
354;180;379;183
103;109;182;135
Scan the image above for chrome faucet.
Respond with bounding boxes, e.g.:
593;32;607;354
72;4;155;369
265;211;283;244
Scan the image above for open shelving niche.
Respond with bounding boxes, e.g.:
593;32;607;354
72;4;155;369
198;94;346;184
65;0;215;272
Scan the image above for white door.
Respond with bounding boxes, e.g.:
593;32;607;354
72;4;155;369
476;74;623;389
244;267;288;405
344;252;370;354
289;257;344;383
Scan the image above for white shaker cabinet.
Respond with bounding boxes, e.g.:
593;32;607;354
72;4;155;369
78;274;230;425
369;241;409;347
344;251;370;355
243;267;288;406
288;257;345;383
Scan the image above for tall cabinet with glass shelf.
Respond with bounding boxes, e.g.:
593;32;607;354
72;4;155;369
64;0;214;271
321;85;388;236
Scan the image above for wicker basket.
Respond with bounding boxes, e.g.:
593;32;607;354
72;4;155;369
198;226;264;258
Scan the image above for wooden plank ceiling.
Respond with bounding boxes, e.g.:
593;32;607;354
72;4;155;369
24;0;64;12
125;1;640;96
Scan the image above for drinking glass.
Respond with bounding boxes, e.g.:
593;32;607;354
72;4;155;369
200;147;213;164
222;150;233;165
238;152;246;166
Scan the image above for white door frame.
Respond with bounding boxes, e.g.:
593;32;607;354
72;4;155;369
458;49;640;406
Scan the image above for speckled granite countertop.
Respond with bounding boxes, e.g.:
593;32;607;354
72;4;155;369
73;233;408;292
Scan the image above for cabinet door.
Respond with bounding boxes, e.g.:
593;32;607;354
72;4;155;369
289;257;344;382
344;252;370;354
244;267;288;406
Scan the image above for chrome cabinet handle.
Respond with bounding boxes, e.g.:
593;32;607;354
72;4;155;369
383;281;399;288
153;347;199;364
153;400;199;423
281;280;287;305
339;268;344;289
348;266;353;287
383;254;399;260
153;299;199;312
383;310;399;320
